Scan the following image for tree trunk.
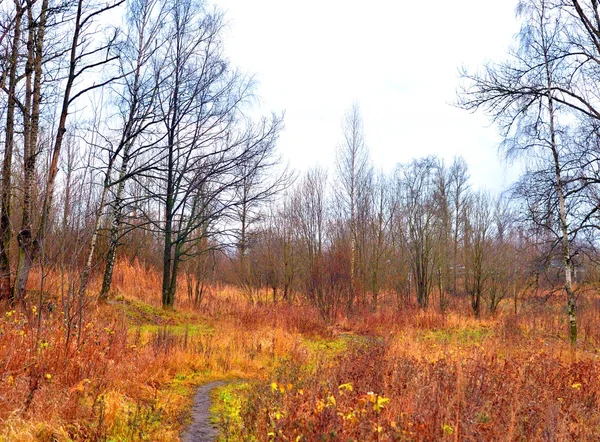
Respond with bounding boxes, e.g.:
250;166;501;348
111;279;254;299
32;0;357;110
14;0;75;301
162;132;175;308
541;13;577;345
77;179;110;301
162;210;174;308
0;3;22;301
99;153;129;301
13;0;49;304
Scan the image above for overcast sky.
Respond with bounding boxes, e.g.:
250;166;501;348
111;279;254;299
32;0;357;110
216;0;522;191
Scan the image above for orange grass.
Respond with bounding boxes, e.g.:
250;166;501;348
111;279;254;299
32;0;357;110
231;300;600;441
0;261;318;441
3;259;600;441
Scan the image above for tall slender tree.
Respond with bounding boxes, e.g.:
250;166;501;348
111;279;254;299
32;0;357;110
460;0;581;342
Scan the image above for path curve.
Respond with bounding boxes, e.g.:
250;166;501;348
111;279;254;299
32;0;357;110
181;381;227;442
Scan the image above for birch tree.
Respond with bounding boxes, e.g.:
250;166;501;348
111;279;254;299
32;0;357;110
12;0;123;302
460;0;580;342
97;0;168;301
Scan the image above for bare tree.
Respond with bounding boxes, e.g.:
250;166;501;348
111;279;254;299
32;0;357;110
448;156;470;295
97;0;168;301
291;168;332;319
398;157;439;308
233;134;289;258
334;103;371;309
433;160;452;311
487;196;517;314
146;0;283;308
464;192;493;318
12;0;124;302
460;0;581;342
366;171;392;309
0;0;23;300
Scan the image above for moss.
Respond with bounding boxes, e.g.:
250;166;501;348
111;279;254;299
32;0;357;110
168;369;214;398
423;326;492;344
113;298;201;327
131;323;214;337
113;298;214;343
302;333;378;358
303;337;347;355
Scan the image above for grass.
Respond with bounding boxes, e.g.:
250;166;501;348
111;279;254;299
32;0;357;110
302;336;348;356
211;383;254;442
4;260;600;440
0;261;299;440
210;304;600;441
421;324;492;344
114;298;198;327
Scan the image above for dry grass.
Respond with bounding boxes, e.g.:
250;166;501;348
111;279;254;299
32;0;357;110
3;260;600;441
0;260;316;441
230;300;600;441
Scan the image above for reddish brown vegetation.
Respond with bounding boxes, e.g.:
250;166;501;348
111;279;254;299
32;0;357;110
235;300;600;441
3;260;600;440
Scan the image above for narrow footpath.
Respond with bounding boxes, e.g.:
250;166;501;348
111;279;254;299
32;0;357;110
181;381;227;442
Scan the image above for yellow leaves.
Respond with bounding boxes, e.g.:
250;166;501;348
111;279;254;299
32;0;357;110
267;430;284;440
315;393;337;413
338;382;353;393
326;393;336;407
571;382;582;390
270;382;286;394
366;392;390;412
38;340;49;352
375;396;390;412
442;423;454;435
338;410;356;422
315;398;326;413
266;377;394;439
44;373;52;380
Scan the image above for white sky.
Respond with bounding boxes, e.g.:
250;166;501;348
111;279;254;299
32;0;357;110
216;0;522;192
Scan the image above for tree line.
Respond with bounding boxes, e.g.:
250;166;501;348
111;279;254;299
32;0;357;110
236;0;600;346
2;0;600;346
238;106;533;322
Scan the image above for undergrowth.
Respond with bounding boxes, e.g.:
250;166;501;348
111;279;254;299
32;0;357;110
4;260;600;441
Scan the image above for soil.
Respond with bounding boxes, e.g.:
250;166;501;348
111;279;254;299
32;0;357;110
181;381;227;442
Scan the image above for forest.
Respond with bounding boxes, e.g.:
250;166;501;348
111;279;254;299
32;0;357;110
3;0;600;440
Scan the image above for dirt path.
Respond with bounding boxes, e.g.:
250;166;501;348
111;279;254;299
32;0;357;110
181;381;227;442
